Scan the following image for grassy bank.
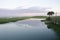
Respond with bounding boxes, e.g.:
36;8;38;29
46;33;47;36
45;16;60;40
0;17;29;24
31;16;47;18
45;23;60;40
0;16;47;24
46;16;60;25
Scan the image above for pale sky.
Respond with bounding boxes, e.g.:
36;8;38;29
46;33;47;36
0;0;60;12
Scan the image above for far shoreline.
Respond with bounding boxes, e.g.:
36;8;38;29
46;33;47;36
0;16;47;24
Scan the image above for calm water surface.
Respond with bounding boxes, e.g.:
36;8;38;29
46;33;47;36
0;18;58;40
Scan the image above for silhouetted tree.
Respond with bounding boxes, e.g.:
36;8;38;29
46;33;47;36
47;11;54;17
46;11;54;21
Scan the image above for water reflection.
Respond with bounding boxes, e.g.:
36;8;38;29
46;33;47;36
0;19;58;40
45;23;60;40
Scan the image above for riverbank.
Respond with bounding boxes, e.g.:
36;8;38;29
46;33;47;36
0;17;29;24
51;16;60;25
45;16;60;40
46;16;60;25
0;16;47;24
45;23;60;40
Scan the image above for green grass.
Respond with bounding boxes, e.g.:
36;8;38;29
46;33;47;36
45;16;60;40
51;16;60;20
31;16;47;18
0;16;47;24
0;17;29;24
45;23;60;40
46;16;60;25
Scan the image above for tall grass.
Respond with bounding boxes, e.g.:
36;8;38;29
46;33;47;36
0;17;29;24
46;16;60;25
0;16;47;24
45;23;60;40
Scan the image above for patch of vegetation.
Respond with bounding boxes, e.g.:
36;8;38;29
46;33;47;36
46;17;51;21
0;17;29;24
45;23;60;40
31;16;47;18
0;16;47;24
46;16;60;25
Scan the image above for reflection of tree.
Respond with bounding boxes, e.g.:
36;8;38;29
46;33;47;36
45;23;60;40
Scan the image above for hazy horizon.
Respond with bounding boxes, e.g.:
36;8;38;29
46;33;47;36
0;0;60;17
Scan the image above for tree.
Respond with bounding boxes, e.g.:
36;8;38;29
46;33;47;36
47;11;54;17
47;11;54;21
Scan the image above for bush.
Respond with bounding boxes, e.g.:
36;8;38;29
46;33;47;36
46;17;51;21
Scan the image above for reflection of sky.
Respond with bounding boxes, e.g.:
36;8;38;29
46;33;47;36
0;19;56;40
0;19;57;40
0;0;60;12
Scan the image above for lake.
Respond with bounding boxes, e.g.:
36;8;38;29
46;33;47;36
0;18;58;40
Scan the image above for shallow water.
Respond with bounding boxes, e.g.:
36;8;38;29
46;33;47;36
0;18;57;40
